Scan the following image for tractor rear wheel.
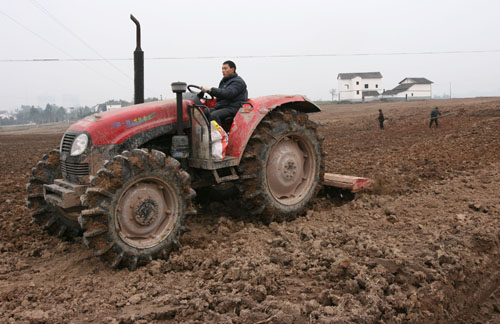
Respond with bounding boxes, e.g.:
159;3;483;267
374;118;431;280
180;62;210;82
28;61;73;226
237;109;324;223
26;149;82;239
79;149;195;270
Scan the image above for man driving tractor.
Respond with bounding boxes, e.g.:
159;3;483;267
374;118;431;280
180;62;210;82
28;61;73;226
26;17;325;271
201;60;248;126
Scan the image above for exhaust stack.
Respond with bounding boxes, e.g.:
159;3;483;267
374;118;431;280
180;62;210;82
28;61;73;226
130;14;144;104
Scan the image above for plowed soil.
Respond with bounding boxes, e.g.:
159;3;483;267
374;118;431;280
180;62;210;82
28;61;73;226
1;98;500;323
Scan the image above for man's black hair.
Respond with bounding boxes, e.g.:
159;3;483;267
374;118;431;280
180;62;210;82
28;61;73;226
223;60;236;70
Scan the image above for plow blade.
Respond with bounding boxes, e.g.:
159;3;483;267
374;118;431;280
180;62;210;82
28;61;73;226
322;173;373;193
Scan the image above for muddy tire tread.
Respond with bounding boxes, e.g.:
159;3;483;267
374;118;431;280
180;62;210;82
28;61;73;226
80;149;196;269
237;109;325;223
26;149;82;239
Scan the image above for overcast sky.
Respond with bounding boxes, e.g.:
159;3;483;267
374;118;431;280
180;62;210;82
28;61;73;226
1;0;500;111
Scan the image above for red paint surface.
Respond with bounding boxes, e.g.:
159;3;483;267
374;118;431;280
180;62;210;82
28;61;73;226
69;95;316;161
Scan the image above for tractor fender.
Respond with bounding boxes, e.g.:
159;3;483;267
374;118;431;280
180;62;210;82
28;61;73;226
226;95;320;161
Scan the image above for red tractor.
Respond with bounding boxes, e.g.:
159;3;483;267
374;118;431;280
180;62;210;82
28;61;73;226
26;16;324;270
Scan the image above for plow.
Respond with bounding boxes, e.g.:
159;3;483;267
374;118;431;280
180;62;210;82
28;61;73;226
323;173;372;193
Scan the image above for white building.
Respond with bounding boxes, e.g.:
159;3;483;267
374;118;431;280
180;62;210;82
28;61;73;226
106;104;122;110
337;72;383;102
0;111;12;119
382;77;433;101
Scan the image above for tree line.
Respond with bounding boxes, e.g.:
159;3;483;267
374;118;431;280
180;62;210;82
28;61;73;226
0;98;159;126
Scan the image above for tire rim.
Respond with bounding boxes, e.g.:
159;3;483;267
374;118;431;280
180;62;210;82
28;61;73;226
115;177;179;249
266;135;316;205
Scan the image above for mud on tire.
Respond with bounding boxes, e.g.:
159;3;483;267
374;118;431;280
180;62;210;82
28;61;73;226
237;109;325;223
79;149;195;270
26;149;82;239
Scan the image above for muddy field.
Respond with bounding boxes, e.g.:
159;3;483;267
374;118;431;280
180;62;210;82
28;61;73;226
1;98;500;323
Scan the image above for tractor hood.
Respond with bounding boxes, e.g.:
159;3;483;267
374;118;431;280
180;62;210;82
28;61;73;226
68;99;190;146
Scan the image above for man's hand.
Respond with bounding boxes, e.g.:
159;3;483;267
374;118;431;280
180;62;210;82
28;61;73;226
200;86;211;93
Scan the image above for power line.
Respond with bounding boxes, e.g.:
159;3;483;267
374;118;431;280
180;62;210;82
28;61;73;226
146;49;500;60
1;49;500;62
29;0;132;81
0;9;129;90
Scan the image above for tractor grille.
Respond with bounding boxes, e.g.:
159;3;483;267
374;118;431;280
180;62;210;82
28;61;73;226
61;160;90;176
61;133;76;153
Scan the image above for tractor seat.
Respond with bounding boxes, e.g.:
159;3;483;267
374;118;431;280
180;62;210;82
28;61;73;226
221;116;234;133
220;101;251;133
223;116;234;124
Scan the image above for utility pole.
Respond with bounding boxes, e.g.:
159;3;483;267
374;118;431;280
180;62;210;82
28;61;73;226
449;82;452;99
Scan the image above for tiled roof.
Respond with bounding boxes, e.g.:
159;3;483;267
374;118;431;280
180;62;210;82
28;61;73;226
399;77;433;84
338;72;383;80
383;83;414;95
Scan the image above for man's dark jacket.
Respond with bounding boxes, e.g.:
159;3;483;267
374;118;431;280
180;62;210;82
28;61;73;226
210;73;248;111
430;109;441;119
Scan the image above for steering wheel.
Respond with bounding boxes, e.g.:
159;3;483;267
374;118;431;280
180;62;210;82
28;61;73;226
187;84;214;100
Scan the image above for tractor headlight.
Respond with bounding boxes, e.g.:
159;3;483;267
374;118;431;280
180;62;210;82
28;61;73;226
70;134;89;156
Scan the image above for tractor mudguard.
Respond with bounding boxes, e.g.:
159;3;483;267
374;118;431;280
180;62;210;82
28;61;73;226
226;95;321;161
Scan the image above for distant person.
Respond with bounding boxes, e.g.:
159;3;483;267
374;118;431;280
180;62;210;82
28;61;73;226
200;60;248;127
378;109;385;130
429;106;442;128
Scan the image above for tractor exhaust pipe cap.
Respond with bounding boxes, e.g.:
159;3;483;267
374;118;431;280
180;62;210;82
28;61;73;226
171;82;187;93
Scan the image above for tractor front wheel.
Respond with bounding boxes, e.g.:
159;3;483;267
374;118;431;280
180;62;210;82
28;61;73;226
79;149;196;270
26;149;82;239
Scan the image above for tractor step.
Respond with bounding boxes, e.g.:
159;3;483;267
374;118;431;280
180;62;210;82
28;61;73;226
44;179;87;209
189;156;239;170
322;173;373;193
212;167;239;184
